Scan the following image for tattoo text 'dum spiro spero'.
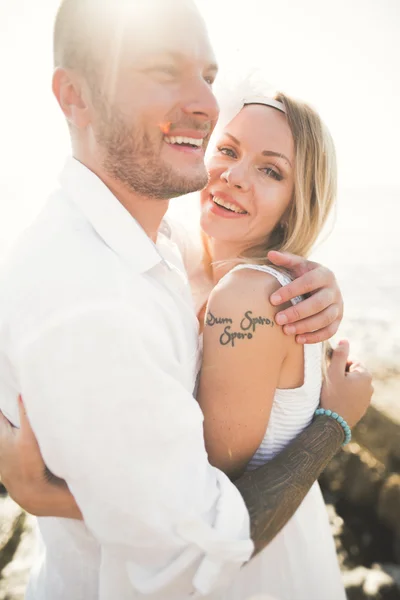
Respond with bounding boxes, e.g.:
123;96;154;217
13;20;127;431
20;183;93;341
206;310;274;347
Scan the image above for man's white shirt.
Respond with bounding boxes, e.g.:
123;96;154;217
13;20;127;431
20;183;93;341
0;158;253;600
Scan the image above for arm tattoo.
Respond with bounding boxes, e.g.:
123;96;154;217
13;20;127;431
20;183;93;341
206;310;274;347
234;416;344;556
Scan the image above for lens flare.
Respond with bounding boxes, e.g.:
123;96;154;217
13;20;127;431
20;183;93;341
159;122;172;135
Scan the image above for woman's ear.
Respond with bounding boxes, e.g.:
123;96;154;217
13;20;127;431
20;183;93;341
52;67;91;130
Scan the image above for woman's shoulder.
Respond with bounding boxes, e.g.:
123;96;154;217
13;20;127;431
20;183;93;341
203;265;294;370
210;264;291;317
205;266;294;355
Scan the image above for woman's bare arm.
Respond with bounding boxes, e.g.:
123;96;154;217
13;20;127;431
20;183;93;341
198;268;372;555
198;268;294;479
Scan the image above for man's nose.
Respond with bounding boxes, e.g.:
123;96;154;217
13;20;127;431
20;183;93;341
181;77;220;124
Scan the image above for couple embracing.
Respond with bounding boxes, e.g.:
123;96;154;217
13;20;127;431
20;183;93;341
0;1;372;599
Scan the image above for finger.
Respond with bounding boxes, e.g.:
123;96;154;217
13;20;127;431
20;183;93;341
268;251;318;278
18;396;28;431
345;369;373;397
271;269;330;307
17;396;39;447
0;411;14;434
346;358;360;369
275;288;336;326
0;412;17;463
347;362;368;375
326;340;350;377
295;324;338;345
279;304;339;336
345;357;369;374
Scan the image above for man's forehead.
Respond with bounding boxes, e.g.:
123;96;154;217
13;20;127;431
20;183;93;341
115;2;216;65
129;45;217;70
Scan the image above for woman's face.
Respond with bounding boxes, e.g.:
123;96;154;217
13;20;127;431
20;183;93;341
200;104;295;249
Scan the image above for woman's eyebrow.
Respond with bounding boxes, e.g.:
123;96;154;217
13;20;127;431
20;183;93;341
222;132;292;168
262;150;292;168
223;132;240;145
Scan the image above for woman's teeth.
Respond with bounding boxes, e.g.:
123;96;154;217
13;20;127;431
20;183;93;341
164;135;203;147
213;196;247;214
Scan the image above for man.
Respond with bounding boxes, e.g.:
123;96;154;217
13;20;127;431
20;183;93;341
0;0;372;599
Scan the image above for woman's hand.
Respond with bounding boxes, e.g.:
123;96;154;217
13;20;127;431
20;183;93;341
320;340;373;428
0;397;82;519
267;250;343;344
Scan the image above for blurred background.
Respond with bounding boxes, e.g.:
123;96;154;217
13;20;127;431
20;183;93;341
0;1;399;598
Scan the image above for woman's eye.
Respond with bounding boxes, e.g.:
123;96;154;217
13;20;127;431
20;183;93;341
261;167;282;181
217;146;236;158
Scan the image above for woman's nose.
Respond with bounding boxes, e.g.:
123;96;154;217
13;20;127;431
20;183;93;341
221;165;250;192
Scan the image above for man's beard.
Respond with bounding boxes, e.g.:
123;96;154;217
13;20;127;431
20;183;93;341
93;100;209;200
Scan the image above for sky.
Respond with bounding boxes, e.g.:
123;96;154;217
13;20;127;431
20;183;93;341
0;0;399;243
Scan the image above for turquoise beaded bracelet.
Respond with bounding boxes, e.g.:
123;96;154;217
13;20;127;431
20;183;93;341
314;408;352;446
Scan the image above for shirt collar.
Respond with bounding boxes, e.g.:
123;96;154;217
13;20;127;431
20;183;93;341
59;157;166;273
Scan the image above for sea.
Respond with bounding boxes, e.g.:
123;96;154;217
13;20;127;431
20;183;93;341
1;184;399;372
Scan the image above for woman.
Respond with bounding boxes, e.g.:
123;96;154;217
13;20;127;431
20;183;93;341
170;91;346;599
3;91;347;599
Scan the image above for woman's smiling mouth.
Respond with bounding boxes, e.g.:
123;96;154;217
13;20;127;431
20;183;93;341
211;193;248;214
209;193;249;218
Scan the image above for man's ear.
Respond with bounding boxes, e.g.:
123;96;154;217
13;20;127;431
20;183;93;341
52;67;91;129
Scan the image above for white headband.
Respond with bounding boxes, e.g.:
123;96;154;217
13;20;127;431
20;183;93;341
243;96;286;114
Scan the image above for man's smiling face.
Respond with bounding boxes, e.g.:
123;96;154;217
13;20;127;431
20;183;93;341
85;0;220;199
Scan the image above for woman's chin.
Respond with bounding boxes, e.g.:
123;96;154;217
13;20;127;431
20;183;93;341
200;211;221;239
200;213;240;243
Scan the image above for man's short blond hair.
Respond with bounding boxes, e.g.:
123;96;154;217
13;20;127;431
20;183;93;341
53;0;196;76
54;0;110;76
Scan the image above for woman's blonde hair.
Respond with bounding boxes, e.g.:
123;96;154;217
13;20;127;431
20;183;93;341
245;92;337;262
201;91;337;373
202;91;337;271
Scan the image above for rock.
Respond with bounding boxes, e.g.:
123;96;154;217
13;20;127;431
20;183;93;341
345;444;386;508
320;445;352;494
326;502;346;565
321;442;386;508
354;382;400;470
378;475;400;536
0;496;26;575
394;536;400;564
382;564;400;591
0;496;37;600
0;515;36;600
343;564;400;600
325;501;363;570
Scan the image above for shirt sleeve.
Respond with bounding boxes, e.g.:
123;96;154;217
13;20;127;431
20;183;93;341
15;304;253;596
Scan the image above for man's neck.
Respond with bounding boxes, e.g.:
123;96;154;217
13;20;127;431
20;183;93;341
103;173;170;243
75;156;170;243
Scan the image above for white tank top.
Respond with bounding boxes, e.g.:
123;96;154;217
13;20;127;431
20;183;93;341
168;218;323;467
